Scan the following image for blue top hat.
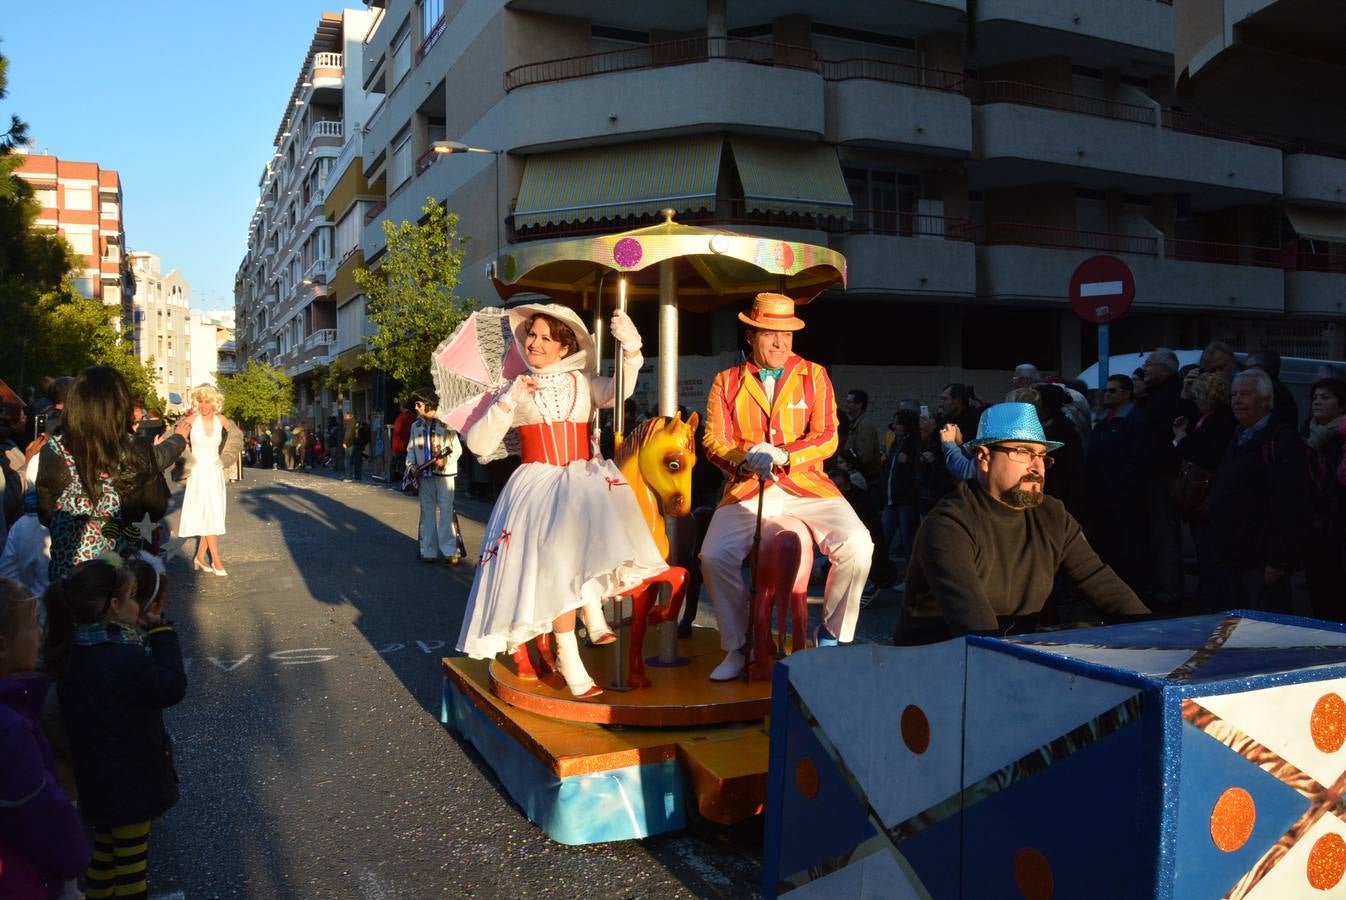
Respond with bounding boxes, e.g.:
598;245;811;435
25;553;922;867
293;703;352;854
962;402;1064;452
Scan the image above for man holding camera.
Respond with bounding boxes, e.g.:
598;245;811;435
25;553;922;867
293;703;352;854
406;390;463;565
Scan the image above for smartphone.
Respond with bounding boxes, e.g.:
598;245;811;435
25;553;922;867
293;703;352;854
919;405;929;418
34;412;47;435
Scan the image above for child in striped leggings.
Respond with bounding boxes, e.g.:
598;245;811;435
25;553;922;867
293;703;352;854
44;555;186;899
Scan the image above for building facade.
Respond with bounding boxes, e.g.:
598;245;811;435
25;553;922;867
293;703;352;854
234;9;379;427
128;252;193;408
188;309;237;389
235;2;1346;423
12;148;133;327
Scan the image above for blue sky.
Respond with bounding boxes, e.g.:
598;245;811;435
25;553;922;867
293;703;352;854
2;1;346;311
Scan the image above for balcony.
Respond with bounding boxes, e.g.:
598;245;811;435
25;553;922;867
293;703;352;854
303;328;337;351
974;0;1171;61
503;38;825;148
825;60;971;155
302;120;344;160
972;223;1286;313
971;82;1283;195
833;212;977;298
1284;152;1346;207
1287;248;1346;317
310;52;343;86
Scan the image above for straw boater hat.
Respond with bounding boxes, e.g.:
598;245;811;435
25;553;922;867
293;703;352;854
738;292;805;332
962;402;1065;452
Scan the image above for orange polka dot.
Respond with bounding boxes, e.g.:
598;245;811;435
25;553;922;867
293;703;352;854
1311;694;1346;754
1013;847;1054;900
901;705;931;755
1308;833;1346;890
1210;787;1257;852
795;757;819;800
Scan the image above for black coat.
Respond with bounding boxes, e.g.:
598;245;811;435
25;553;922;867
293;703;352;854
1208;419;1314;572
57;625;186;828
1139;376;1183;476
884;432;919;507
36;433;185;527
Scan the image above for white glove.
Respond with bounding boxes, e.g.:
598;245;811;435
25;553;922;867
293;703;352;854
503;375;536;408
749;441;788;466
743;450;775;479
609;309;642;352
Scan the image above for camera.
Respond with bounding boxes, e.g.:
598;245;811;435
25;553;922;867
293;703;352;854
34;412;47;436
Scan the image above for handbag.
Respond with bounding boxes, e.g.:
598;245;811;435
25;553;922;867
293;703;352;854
1172;459;1214;518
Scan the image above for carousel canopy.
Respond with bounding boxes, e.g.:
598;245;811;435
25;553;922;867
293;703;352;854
491;212;848;312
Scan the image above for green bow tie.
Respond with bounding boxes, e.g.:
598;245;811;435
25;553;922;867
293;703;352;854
757;367;783;381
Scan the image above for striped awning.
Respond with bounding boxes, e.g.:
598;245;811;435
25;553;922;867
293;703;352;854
513;135;723;229
730;137;853;219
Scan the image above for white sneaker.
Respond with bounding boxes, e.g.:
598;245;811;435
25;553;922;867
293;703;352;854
709;648;746;682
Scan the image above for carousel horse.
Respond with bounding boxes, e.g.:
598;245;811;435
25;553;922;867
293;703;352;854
511;412;699;689
747;516;813;681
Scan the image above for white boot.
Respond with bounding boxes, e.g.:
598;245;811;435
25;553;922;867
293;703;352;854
709;647;746;682
553;630;602;698
580;600;616;645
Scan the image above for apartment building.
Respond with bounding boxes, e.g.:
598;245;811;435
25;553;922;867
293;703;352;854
234;8;379;425
12;148;134;327
337;0;1345;413
188;309;237;388
128;252;193;407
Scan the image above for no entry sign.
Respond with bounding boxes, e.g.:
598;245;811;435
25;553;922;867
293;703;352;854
1069;255;1135;324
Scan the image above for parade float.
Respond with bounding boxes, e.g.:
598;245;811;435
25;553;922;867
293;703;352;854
438;212;849;844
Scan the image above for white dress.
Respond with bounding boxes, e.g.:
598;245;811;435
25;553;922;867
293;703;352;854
455;351;668;659
179;416;228;537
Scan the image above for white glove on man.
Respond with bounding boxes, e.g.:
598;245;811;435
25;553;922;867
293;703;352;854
609;309;642;352
743;442;788;478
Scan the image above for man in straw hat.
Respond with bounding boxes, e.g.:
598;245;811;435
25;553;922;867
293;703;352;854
701;293;874;680
893;402;1150;646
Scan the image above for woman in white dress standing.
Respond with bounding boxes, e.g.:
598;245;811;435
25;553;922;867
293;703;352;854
179;384;234;576
456;304;667;698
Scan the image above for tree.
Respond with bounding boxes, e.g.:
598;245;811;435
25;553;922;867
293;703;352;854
0;42;27;156
355;198;475;391
219;363;294;431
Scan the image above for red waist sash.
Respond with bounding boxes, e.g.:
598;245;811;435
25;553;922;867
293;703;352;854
518;421;592;466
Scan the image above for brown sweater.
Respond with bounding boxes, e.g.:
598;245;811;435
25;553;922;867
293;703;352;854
895;480;1149;644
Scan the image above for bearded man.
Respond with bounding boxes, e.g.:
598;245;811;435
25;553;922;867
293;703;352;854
893;403;1149;645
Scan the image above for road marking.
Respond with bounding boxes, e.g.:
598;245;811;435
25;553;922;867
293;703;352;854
358;870;396;900
269;648;337;665
1079;280;1124;297
151;892;186;900
207;655;252;672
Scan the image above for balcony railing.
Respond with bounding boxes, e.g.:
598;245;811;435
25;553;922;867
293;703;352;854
1296;247;1346;273
842;210;975;240
310;120;343;141
364;198;387;225
972;222;1161;256
312;52;343;73
416;16;446;63
971;80;1156;126
820;58;966;94
505;37;820;92
304;329;337;351
415;146;438;176
1168;238;1289;269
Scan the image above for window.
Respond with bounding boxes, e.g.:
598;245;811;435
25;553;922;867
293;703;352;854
336;208;361;259
100;200;118;218
422;0;444;36
64;186;93;210
843;167;920;235
390;129;413;188
67;231;95;255
34;187;56;207
391;23;412;86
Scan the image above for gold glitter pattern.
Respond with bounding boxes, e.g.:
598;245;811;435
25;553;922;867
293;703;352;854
1307;833;1346;890
1311;693;1346;754
1211;787;1257;852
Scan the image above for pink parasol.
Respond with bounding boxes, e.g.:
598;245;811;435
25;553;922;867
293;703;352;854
430;308;527;459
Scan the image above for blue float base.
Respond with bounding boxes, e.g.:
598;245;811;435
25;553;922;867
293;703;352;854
443;675;687;845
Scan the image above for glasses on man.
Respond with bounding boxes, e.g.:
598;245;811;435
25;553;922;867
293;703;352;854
989;445;1056;468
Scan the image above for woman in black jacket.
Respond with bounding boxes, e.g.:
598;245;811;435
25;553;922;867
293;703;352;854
1173;371;1238;612
882;408;921;576
1303;377;1346;621
36;368;192;577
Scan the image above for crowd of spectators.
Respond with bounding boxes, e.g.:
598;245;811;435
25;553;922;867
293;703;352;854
836;344;1346;622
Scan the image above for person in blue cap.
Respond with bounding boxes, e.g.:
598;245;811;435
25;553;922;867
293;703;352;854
893;402;1150;645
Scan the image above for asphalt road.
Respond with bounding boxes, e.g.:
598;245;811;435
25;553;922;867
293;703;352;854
148;465;885;899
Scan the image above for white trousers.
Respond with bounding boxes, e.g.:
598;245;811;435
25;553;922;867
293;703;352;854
700;493;873;650
419;475;459;559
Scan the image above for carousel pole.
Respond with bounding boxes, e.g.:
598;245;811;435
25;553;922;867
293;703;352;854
607;275;633;693
656;217;681;665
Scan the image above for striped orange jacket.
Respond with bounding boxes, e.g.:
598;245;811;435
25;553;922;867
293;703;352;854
704;356;841;505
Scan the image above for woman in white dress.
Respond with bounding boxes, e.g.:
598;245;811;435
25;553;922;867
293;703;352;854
179;384;234;576
456;304;667;698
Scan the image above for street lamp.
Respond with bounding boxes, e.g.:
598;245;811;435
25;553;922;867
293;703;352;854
431;140;502;266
